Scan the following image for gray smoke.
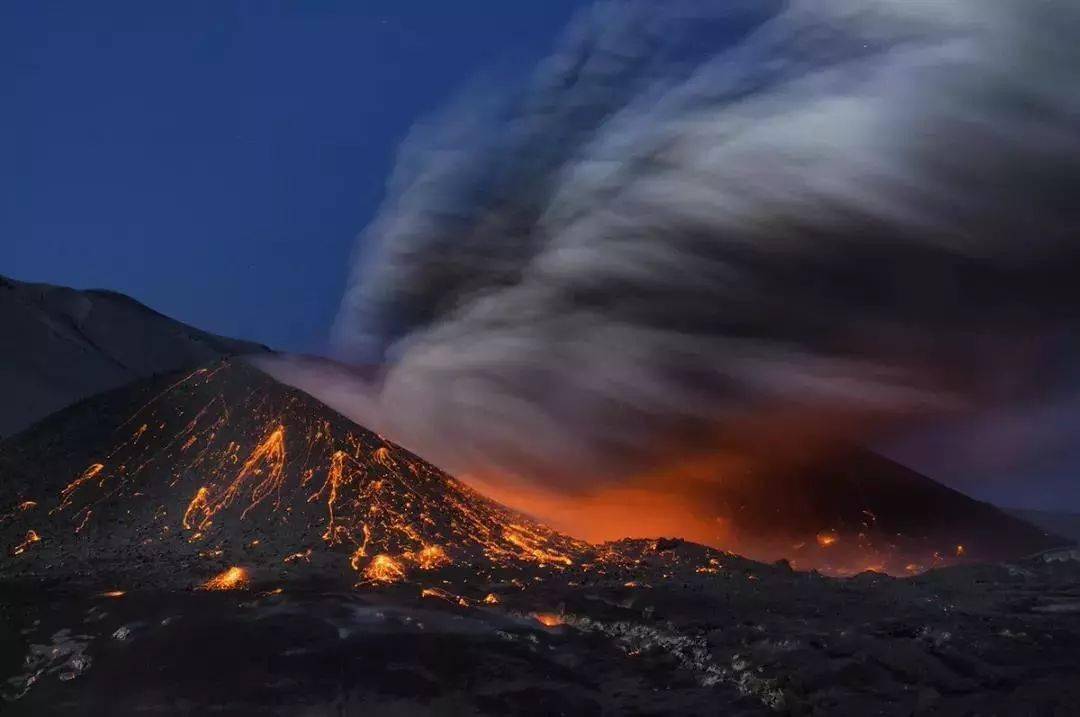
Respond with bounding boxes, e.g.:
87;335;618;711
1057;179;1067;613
326;0;1080;487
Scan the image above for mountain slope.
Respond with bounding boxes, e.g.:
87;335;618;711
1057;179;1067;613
0;359;588;589
0;275;268;439
692;444;1071;573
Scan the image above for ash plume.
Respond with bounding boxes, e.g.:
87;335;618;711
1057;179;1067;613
318;0;1080;488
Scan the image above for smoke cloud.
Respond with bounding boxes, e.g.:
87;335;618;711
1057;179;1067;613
313;0;1080;489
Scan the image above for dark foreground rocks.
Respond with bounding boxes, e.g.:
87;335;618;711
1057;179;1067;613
3;542;1079;716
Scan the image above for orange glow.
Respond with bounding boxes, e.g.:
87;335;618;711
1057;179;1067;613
283;548;312;564
421;587;469;606
59;464;104;508
463;473;733;552
816;530;839;548
201;566;249;591
363;554;406;583
18;500;37;511
100;590;126;598
183;425;288;529
412;544;451;570
533;612;564;627
372;446;393;467
73;508;93;534
482;593;500;605
12;529;41;555
309;450;352;545
956;544;966;556
182;487;209;530
502;525;573;566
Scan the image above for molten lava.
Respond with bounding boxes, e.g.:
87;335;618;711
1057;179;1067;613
363;554;406;583
201;566;249;591
533;613;564;627
11;529;40;556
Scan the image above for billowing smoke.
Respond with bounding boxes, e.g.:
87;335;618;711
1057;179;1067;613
309;0;1080;490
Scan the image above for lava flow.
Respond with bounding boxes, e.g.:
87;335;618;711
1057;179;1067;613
0;360;590;589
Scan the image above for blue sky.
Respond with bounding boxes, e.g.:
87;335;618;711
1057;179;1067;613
2;0;583;352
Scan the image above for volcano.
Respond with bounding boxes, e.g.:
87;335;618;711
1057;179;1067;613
3;360;1080;715
667;443;1069;575
0;359;588;590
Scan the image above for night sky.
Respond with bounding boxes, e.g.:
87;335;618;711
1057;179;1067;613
2;0;583;353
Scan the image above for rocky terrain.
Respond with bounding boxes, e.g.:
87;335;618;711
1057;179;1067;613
2;541;1079;715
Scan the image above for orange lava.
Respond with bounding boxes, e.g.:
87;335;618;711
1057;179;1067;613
533;612;564;627
11;529;41;556
182;487;210;530
421;587;469;606
816;530;839;548
201;566;249;591
363;554;406;583
412;544;451;570
60;464;104;508
464;474;731;552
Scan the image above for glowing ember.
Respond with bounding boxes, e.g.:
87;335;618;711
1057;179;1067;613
11;529;41;555
482;593;500;605
201;566;249;591
100;590;126;598
502;525;574;566
421;587;469;606
815;530;839;548
59;464;104;508
283;548;312;564
73;508;93;534
956;544;966;556
309;450;351;545
218;425;287;521
413;544;451;570
182;487;209;530
533;612;564;627
363;554;406;583
18;501;37;511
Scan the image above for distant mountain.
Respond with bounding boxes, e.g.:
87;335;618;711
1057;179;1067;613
0;359;586;588
690;444;1072;573
0;275;268;439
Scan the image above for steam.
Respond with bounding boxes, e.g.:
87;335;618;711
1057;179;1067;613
315;0;1080;487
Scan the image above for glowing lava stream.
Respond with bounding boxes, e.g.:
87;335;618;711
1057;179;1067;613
20;359;985;584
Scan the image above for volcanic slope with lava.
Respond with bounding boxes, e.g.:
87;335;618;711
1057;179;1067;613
0;359;591;589
681;444;1069;575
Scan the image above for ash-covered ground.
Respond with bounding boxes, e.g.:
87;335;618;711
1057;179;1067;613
3;541;1080;715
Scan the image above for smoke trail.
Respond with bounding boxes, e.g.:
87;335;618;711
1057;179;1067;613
323;0;1080;488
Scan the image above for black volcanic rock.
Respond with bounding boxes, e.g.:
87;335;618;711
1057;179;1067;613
0;275;268;439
